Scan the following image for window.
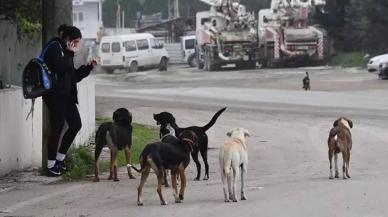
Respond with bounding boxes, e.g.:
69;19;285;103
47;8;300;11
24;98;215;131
112;42;121;53
101;43;110;53
79;12;84;22
124;41;137;51
150;38;157;49
185;39;195;50
73;13;78;22
137;39;149;50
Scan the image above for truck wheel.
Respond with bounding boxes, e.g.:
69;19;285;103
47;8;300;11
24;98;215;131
159;57;168;71
129;61;138;73
188;53;197;67
104;68;114;74
204;49;209;71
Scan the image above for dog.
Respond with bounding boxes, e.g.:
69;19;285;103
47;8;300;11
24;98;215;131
153;107;226;181
94;108;135;182
219;128;250;202
130;130;197;206
303;72;310;91
328;117;353;179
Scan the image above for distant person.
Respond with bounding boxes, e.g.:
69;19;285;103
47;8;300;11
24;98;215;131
43;25;97;176
303;71;310;91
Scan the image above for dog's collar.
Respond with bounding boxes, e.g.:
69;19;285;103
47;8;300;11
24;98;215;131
181;138;194;146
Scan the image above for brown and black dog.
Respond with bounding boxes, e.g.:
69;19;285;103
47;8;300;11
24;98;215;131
328;117;353;179
94;108;135;182
130;130;197;206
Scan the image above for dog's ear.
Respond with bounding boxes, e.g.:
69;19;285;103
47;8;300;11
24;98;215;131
244;130;251;138
333;119;339;127
346;118;353;128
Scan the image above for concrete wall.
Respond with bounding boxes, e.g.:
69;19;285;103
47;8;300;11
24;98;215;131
0;20;41;86
0;88;43;175
74;77;95;146
73;1;101;39
0;79;95;176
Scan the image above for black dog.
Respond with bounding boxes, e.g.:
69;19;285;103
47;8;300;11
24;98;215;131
130;130;197;206
153;107;226;180
94;108;135;182
303;72;310;91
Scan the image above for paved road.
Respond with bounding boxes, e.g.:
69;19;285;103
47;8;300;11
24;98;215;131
1;65;388;217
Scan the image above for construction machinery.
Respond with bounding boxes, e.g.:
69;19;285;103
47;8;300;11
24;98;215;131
196;0;259;71
258;0;326;67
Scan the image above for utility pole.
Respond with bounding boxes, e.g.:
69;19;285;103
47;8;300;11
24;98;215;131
41;0;73;170
168;0;180;20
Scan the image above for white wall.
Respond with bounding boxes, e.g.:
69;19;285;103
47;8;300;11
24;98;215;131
74;77;95;146
73;1;101;39
0;79;95;176
0;88;43;175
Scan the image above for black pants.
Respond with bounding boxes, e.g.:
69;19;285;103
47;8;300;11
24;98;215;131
44;95;82;161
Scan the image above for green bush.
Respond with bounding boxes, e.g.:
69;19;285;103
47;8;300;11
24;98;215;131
329;52;368;68
62;146;95;181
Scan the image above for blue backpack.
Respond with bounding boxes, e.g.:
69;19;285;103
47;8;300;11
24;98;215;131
22;41;61;99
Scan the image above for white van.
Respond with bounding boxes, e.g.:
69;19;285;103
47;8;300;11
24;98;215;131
181;35;196;67
99;33;169;73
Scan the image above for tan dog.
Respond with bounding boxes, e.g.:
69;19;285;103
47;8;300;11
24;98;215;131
328;117;353;179
219;128;250;202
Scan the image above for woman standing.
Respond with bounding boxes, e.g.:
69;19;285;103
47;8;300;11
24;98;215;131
43;25;96;176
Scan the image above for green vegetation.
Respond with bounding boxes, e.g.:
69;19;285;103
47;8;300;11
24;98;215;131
0;0;42;36
329;52;368;68
62;118;158;181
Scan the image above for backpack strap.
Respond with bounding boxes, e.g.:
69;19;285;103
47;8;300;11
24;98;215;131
25;98;35;120
38;41;63;61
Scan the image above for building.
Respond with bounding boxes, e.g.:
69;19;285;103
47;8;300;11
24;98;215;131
73;0;103;40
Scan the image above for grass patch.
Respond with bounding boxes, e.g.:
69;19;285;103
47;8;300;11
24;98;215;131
329;52;368;68
62;118;158;181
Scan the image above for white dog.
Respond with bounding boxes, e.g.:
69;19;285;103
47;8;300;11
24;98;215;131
219;127;250;202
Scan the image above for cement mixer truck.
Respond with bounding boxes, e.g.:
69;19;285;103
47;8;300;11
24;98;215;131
195;0;259;71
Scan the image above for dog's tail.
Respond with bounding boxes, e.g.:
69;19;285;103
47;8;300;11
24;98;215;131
95;122;112;161
128;164;142;173
201;107;227;132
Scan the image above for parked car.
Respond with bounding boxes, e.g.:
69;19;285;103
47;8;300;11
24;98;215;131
99;33;169;73
367;53;388;73
378;62;388;80
181;35;196;67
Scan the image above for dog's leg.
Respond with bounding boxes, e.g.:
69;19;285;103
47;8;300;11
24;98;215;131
124;146;136;179
178;165;186;201
157;173;168;205
221;169;229;202
346;151;351;178
342;151;347;180
94;142;104;182
200;148;209;180
111;149;119;181
231;167;238;202
108;151;113;180
171;170;180;203
191;150;201;181
137;166;150;206
334;153;339;178
163;169;170;187
226;169;233;201
328;149;334;179
241;164;247;200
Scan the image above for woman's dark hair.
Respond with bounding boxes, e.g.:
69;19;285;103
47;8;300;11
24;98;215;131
57;24;68;36
62;25;82;40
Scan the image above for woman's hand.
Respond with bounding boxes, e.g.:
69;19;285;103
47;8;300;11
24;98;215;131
89;59;97;67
